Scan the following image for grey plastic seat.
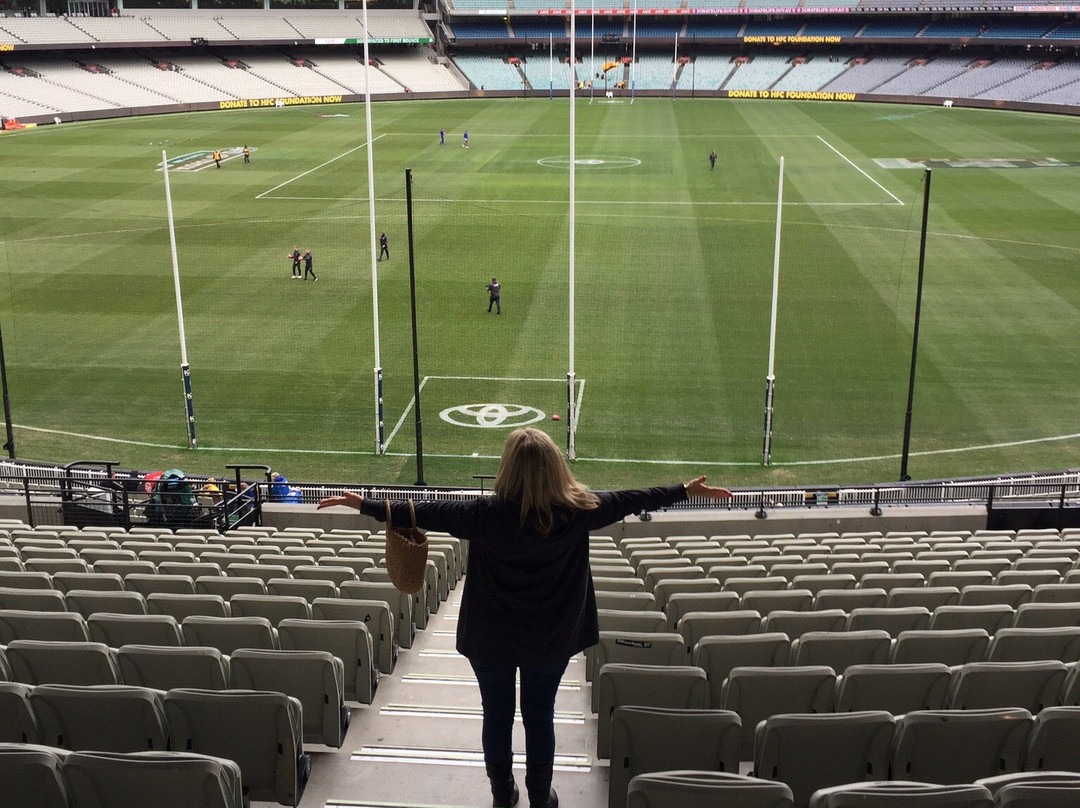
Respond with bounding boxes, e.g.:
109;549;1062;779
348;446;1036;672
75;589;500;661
277;617;377;705
0;587;67;613
892;628;990;665
763;610;847;639
1014;602;1080;629
741;590;814;615
116;645;230;691
122;574;197;598
890;708;1033;784
846;607;931;638
5;639;121;685
63;749;243;808
146;593;230;621
930;604;1015;634
195;576;266;599
721;666;837;760
180;615;278;654
834;663;951;714
598;610;667;637
64;590;147;619
1032;584;1080;604
230;648;349;747
595;591;659;612
310;597;395;676
0;571;53;590
983;777;1080;808
790;631;891;673
30;683;169;752
266;578;340;603
0;610;89;643
664;592;739;630
590;630;686;693
86;613;183;648
627;770;793;808
986;626;1080;663
885;585;961;610
163;688;309;806
339;580;414;649
595;663;709;759
754;711;894;808
676;609;763;645
608;706;741;808
228;594;311;625
0;681;40;742
947;661;1067;712
692;633;791;708
1022;706;1080;772
808;781;993;808
812;588;886;612
0;742;70;808
960;584;1034;608
51;572;125;594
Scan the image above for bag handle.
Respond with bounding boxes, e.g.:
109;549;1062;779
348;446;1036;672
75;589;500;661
384;499;420;532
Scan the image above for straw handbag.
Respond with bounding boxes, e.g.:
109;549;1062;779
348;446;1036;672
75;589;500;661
385;500;428;594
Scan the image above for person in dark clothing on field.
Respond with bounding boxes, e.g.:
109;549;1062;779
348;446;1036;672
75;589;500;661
710;149;717;170
303;249;317;281
318;427;732;808
486;277;501;314
289;247;302;279
379;232;389;260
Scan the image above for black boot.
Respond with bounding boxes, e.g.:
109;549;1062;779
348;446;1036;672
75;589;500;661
486;761;519;808
525;763;557;808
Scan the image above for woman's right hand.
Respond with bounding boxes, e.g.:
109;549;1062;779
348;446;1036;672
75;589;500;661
316;491;365;510
684;476;733;500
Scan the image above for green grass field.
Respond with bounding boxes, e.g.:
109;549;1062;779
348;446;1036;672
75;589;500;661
1;97;1078;489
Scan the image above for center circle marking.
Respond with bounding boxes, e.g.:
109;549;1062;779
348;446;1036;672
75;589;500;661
536;156;642;169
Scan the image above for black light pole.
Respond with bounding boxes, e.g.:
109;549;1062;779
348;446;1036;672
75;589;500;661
0;322;15;458
900;168;931;481
405;168;425;486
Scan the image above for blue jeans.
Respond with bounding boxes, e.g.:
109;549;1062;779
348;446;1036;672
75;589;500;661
469;658;569;769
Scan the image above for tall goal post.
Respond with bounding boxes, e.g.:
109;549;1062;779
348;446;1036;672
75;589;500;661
567;0;578;460
161;150;197;450
762;156;784;466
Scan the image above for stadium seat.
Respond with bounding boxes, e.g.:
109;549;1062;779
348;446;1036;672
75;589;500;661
0;741;70;808
692;633;791;708
87;613;183;647
946;660;1067;712
5;640;121;686
590;631;687;704
808;781;993;808
229;648;349;747
63;749;243;808
763;610;847;639
195;576;266;599
1023;706;1080;772
664;592;739;630
930;605;1015;634
145;593;230;621
890;708;1033;784
959;584;1034;608
0;681;40;743
985;626;1080;663
228;594;311;625
753;711;894;807
30;683;169;752
790;630;892;673
834;663;951;714
595;663;709;759
1014;602;1080;629
310;598;395;676
339;581;414;649
846;607;930;638
0;610;89;643
276;618;377;705
51;572;125;593
64;590;147;619
891;628;990;665
627;770;793;808
721;666;837;760
0;587;67;613
122;574;197;598
163;688;309;806
608;706;740;808
115;645;230;692
180;615;278;654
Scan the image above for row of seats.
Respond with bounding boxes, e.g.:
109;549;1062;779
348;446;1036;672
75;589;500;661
3;658;347;751
0;743;244;808
594;660;1080;759
609;706;1080;807
0;618;378;702
0;682;308;806
595;623;1080;685
0;572;422;646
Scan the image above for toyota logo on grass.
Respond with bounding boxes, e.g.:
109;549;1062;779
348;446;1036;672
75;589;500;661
439;404;546;429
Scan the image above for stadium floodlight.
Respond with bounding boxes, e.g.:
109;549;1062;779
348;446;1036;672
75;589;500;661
161;150;197;451
762;156;785;467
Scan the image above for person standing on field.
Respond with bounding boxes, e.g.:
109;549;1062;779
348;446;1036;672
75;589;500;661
463;129;469;149
243;145;250;163
303;249;317;281
213;149;221;168
440;127;446;145
487;277;501;314
710;150;717;170
379;232;389;261
290;247;302;279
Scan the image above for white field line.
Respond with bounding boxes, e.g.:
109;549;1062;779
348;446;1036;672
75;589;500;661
254;134;386;200
11;425;1079;468
262;195;898;208
816;135;905;206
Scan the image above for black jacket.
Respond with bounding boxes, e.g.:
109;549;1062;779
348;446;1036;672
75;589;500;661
361;484;687;666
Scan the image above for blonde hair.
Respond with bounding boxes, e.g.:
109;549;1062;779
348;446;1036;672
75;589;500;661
493;427;598;534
